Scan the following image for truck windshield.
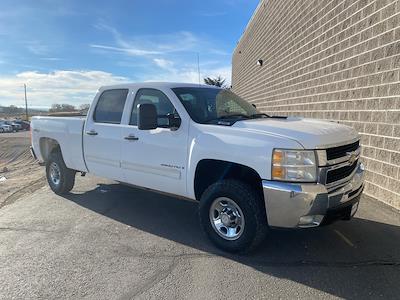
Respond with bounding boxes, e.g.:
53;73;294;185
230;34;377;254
172;87;264;124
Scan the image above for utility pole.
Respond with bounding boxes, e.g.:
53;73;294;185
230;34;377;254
24;84;28;121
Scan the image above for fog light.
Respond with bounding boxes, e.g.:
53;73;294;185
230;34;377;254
298;215;324;228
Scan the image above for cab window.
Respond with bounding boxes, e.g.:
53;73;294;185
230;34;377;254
93;89;128;124
130;88;176;126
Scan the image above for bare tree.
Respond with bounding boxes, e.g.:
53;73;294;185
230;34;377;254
79;104;90;113
204;75;227;88
49;104;76;113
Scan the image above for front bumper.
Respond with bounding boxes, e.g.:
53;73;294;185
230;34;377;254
262;162;365;228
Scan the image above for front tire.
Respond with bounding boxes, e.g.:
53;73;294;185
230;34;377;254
46;150;76;195
199;180;268;253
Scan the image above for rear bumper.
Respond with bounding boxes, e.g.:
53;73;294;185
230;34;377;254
262;162;364;228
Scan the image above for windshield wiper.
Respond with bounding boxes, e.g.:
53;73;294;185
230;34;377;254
250;113;271;118
206;114;251;123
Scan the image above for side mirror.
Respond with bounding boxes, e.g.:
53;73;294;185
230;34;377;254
138;103;157;130
167;113;181;131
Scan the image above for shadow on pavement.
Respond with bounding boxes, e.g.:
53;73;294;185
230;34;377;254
64;183;400;299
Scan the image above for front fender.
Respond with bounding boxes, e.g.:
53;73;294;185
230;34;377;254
186;123;302;199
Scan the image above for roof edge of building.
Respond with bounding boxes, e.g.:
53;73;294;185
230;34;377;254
234;0;264;53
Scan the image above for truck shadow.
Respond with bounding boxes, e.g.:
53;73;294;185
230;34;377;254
64;183;400;299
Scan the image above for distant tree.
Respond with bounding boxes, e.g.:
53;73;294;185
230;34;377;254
79;104;90;111
204;75;227;88
4;105;23;114
78;104;90;114
49;103;76;113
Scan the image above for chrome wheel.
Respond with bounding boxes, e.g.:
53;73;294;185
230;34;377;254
49;162;61;186
209;197;245;241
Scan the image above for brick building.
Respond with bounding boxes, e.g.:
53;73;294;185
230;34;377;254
232;0;400;209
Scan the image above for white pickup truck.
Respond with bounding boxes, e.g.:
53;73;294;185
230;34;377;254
31;82;364;253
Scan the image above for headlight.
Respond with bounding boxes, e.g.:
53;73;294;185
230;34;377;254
272;149;317;182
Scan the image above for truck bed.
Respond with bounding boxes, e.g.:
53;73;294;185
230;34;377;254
31;116;87;172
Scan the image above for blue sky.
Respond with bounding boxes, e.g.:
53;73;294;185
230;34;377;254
0;0;259;108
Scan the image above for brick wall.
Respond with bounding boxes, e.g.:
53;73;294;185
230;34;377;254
232;0;400;209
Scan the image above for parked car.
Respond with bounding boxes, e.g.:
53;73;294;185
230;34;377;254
4;120;22;131
0;121;13;133
30;83;364;253
13;120;30;131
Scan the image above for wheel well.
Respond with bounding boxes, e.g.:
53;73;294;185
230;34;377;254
194;159;263;201
39;138;60;162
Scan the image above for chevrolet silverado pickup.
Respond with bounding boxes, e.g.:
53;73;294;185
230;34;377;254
31;82;364;253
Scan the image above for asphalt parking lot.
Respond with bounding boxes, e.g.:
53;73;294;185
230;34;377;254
0;172;399;299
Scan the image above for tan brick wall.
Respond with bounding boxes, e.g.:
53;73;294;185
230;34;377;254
232;0;400;209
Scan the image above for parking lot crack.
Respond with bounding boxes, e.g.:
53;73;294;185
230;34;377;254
245;259;400;268
119;257;179;300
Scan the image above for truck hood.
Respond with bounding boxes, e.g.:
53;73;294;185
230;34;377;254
233;117;359;149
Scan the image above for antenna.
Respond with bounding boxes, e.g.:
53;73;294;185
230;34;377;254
197;52;201;85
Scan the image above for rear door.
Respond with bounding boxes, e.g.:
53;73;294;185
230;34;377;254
120;88;188;197
83;89;129;181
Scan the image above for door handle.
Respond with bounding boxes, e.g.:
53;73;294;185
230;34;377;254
86;130;98;136
124;134;139;141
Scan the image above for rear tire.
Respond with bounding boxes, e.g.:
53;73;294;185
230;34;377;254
46;150;76;195
199;179;268;253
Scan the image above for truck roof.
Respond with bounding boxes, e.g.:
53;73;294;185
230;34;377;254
99;82;222;91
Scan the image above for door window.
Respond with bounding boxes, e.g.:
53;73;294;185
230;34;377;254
130;88;176;126
93;89;129;124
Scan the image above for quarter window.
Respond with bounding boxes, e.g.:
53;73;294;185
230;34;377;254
130;88;176;126
93;89;128;124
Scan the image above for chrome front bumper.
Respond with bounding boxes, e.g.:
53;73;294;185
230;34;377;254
262;162;365;228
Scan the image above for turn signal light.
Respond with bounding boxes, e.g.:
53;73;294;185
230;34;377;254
272;166;284;178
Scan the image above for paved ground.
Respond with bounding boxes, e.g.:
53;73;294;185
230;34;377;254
0;171;399;299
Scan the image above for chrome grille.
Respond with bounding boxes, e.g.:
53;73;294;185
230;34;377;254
318;139;361;189
326;141;359;160
326;159;358;184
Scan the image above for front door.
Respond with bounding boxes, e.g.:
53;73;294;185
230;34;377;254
121;88;188;196
83;89;129;181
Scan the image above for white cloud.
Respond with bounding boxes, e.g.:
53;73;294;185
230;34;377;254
143;63;232;86
0;70;129;108
25;41;49;55
89;23;232;84
91;24;204;57
39;57;62;61
153;58;174;69
0;65;232;109
90;44;162;56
